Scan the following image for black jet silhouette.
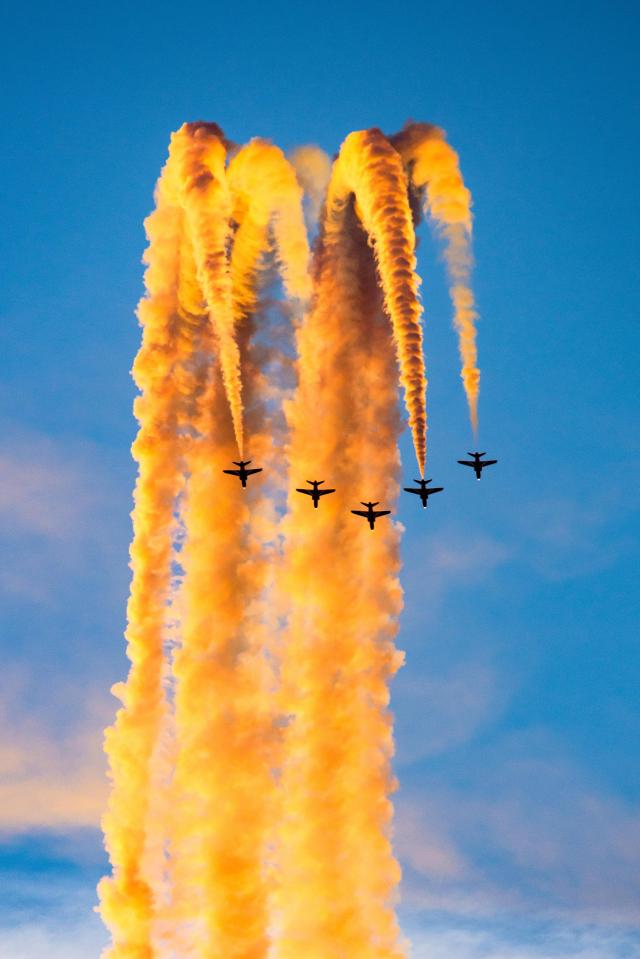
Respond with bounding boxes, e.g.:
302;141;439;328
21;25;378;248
457;452;498;480
403;477;444;508
351;501;391;531
295;479;336;508
223;460;263;488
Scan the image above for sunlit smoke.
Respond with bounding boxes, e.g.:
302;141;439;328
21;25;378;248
170;122;245;455
99;121;483;959
278;196;406;959
391;122;480;435
289;145;332;225
328;129;427;474
98;161;187;958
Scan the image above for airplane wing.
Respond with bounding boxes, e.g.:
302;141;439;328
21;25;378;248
246;467;263;475
351;510;369;518
403;487;422;495
457;460;475;467
483;460;497;467
223;469;240;476
428;486;444;494
317;488;335;496
296;488;313;495
372;510;391;518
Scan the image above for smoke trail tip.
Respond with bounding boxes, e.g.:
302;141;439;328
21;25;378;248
289;145;332;223
179;120;237;154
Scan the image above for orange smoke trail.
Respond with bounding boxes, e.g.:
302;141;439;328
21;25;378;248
170;122;245;455
170;373;276;959
336;220;406;959
166;142;311;959
328;129;426;473
228;138;312;312
289;145;332;226
277;193;406;959
99;120;482;959
97;161;186;959
226;136;312;631
391;122;480;435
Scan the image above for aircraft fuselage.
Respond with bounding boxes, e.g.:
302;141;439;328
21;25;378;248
457;453;497;480
223;460;263;488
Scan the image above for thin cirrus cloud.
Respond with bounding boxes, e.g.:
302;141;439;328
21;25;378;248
0;883;107;959
0;425;123;838
508;473;639;582
393;661;506;766
0;921;106;959
396;728;640;928
400;476;637;615
0;674;108;832
0;424;128;604
3;902;637;959
407;923;640;959
401;529;512;624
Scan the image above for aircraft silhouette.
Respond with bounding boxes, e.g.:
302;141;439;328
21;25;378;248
222;460;263;488
403;478;444;508
457;452;498;480
351;501;391;531
295;479;336;508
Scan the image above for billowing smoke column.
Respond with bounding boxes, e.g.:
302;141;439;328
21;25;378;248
99;121;480;958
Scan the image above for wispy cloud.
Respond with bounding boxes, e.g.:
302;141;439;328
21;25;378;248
394;661;506;765
0;882;107;959
402;472;638;615
0;919;106;959
397;730;640;926
505;463;640;583
3;898;637;959
401;528;511;624
0;675;108;832
396;798;470;881
407;921;640;959
0;425;128;603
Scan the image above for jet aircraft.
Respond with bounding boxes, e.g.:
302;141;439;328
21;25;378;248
457;452;498;480
295;479;336;508
351;501;391;531
222;460;263;488
403;478;444;508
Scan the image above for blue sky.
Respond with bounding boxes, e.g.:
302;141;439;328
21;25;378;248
1;1;639;955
